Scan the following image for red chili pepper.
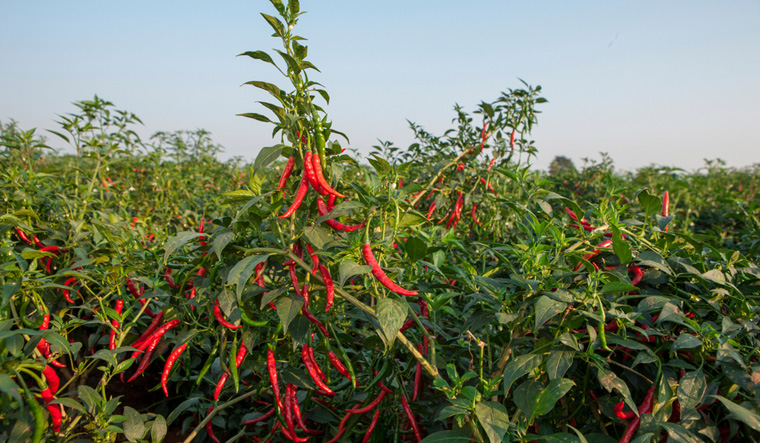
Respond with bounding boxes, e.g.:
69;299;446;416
39;386;62;432
399;318;415;333
279;156;296;190
413;343;423;401
619;386;655;443
312;150;345;198
109;299;123;350
304;151;327;194
62;277;77;303
162;342;188;397
42;366;60;393
206;406;221;443
213;300;241;330
128;318;179;364
479;177;497;196
290;384;322;435
361;408;381;443
479;122;489;153
487;157;496;171
629;265;643;286
307;344;327;382
37;314;65;367
283;384;298;438
255;262;266;287
327;351;351;381
662;190;670;231
164;268;176;289
198;217;207;246
15;228;33;245
283;261;302;297
426;202;437;219
241;407;275;425
401;393;422;442
510;129;516;148
127;331;163;383
306;244;319;276
471;203;483;226
327;193;337;208
301;284;330;337
131;311;165;349
316;197;366;232
614;401;635;420
363;243;418;296
302;344;333;394
319;264;335;312
348;390;386;414
267;349;284;410
279;174;310;219
325;412;353;443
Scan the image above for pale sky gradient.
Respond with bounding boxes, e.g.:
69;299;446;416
1;1;758;172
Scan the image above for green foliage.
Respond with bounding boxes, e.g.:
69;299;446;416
1;2;760;443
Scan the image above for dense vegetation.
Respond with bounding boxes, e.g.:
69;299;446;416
2;2;760;442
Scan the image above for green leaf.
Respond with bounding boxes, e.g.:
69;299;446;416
658;422;700;443
302;225;333;250
260;286;288;310
537;433;581;443
376;297;406;349
475;401;510;443
677;369;706;410
419;431;473;443
0;373;21;404
612;226;632;265
212;229;235;261
368;153;391;175
227;254;269;299
275;296;303;335
237;50;279;69
532;378;575;418
599;281;637;294
237;112;272;123
163;231;204;263
534;295;566;333
338;260;372;288
151;415;167;443
166;398;200;426
595;366;636;414
260;13;286;37
670;334;702;353
78;385;102;413
253;145;284;177
123;406;146;442
712;395;760;431
404;237;428;261
546;348;574;381
513;379;543;418
242;81;284;102
503;353;543;395
52;397;87;414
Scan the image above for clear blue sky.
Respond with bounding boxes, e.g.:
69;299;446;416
1;1;758;172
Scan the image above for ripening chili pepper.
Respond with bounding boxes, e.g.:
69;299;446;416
619;386;655;443
662;190;669;231
162;342;188;397
198;217;207;246
348;390;386;414
279;174;310;219
304;150;327;194
213;300;241;330
62;277;77;303
279;156;296;190
363;243;418;296
319;264;335;312
399;317;415;333
128;318;179;363
312;148;345;198
630;265;643;286
479;177;497;196
267;348;284;410
327;193;336;208
307;244;319;276
16;228;33;245
109;299;123;350
316;197;366;232
362;408;381;443
213;343;247;400
241;407;275;425
401;393;422;442
510;129;516;148
206;406;221;443
614;401;635;420
302;344;333;394
487;157;496;171
127;332;163;383
479;122;489;153
37;314;65;368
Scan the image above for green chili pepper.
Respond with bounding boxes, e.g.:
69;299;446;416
598;320;611;352
208;261;223;286
196;339;219;386
218;330;230;376
230;337;239;393
19;300;45;329
328;322;357;388
313;112;327;168
16;371;44;443
240;306;268;327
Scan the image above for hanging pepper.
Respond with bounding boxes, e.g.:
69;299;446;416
619;386;655;443
302;343;333;395
401;393;422;442
267;348;284;410
471;203;483;226
363;242;418;296
206;406;221;443
213;343;247;400
307;244;319;275
109;299;123;350
316;197;366;232
662;190;670;231
213;300;242;330
161;343;188;397
279;174;310;219
304;151;327;194
312;152;345;198
318;264;335;312
278;156;296;190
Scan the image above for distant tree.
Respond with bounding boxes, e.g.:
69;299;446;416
549;155;576;176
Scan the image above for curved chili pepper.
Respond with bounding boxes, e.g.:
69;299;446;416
198;217;207;247
307;343;327;382
306;244;319;276
362;408;381;443
316;197;366;232
363;243;418;296
312;150;345;198
131;311;165;349
164;268;176;289
318;264;335;312
401;393;422;442
662;190;670;232
304;150;327;195
109;299;123;350
42;366;59;393
127;333;162;383
325;412;353;443
213;300;241;330
327;193;336;208
471;204;483;226
61;277;77;303
255;262;266;287
619;386;655;443
206;406;221;443
267;348;284;409
278;156;296;190
283;384;298;438
291;384;322;435
37;314;65;368
162;343;188;397
301;283;329;337
479;177;497;196
614;401;635;420
302;344;333;394
348;390;386;414
630;265;643;286
426;202;437;219
279;174;310;219
510;129;516;148
16;228;33;245
283;261;302;297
